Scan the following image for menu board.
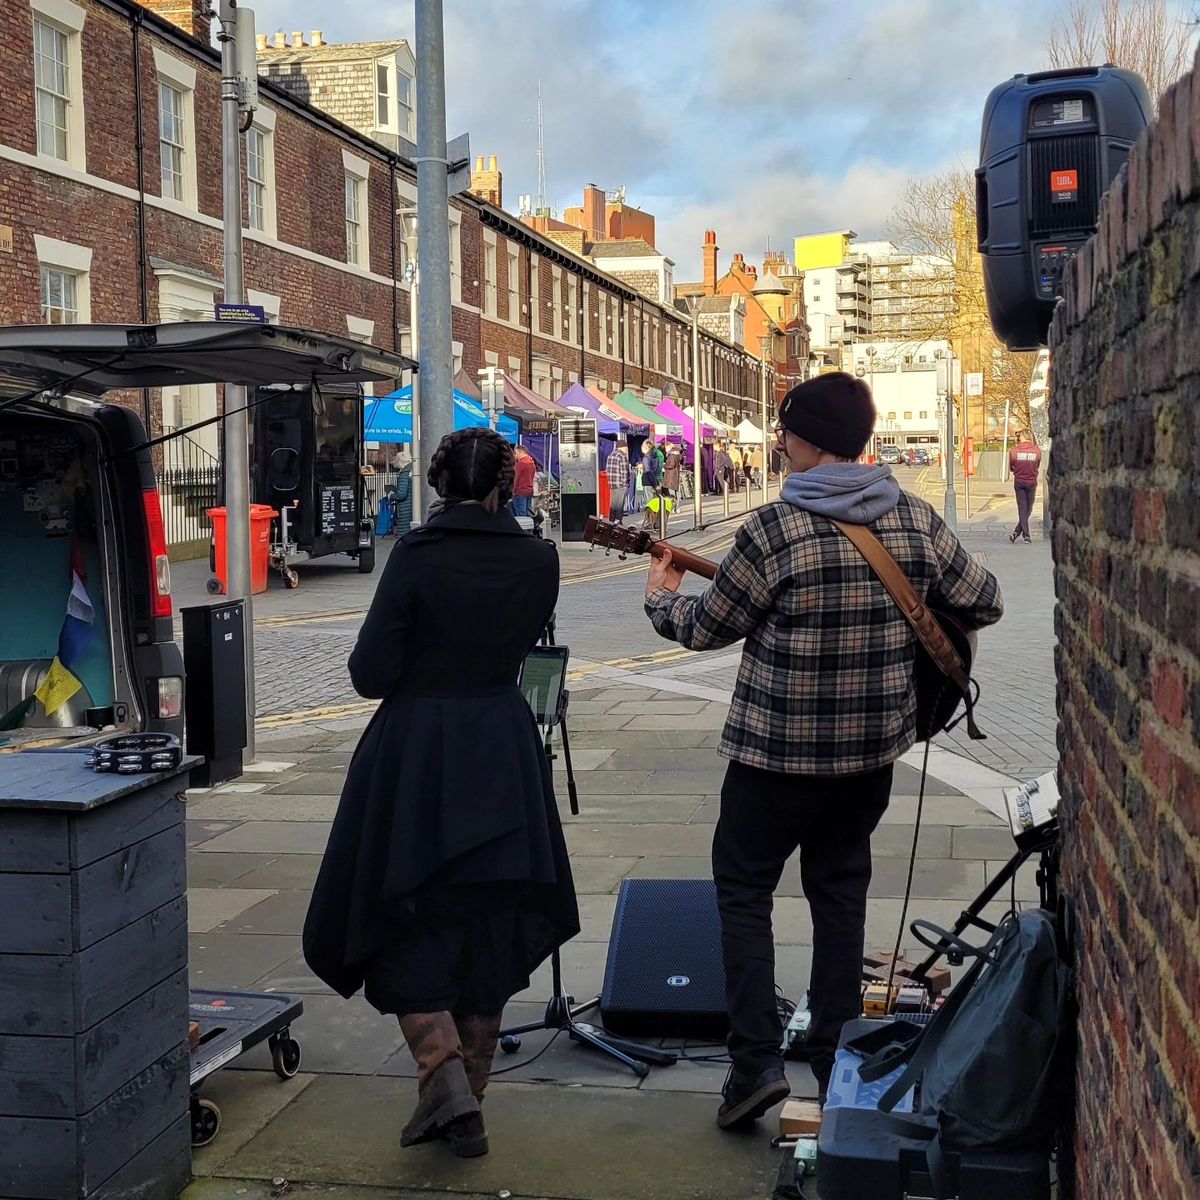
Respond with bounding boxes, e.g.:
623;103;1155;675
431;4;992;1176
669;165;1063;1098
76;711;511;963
320;484;357;536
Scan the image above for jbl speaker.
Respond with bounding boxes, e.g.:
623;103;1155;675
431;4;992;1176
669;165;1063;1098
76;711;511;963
600;878;728;1038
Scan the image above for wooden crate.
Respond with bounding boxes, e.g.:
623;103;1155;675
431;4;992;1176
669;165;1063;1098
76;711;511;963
0;755;193;1200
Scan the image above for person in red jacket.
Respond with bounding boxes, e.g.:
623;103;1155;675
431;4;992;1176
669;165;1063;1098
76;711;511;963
1008;430;1042;543
511;445;537;518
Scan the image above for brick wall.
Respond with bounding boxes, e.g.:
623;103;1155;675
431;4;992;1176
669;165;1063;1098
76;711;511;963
1049;57;1200;1200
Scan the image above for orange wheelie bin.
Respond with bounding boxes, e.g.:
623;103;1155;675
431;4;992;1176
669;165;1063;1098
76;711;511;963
207;504;275;595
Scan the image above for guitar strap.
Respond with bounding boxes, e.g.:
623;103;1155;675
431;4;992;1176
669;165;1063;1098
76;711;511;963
828;519;984;741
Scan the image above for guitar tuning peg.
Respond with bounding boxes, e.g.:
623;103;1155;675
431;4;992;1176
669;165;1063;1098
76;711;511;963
618;551;627;561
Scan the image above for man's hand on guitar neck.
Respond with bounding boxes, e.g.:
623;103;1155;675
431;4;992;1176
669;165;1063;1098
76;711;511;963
646;544;686;597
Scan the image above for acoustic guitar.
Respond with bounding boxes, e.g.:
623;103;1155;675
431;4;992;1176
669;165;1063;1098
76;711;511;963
581;515;984;742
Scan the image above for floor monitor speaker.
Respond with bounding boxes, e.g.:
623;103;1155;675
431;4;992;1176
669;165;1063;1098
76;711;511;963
600;878;728;1039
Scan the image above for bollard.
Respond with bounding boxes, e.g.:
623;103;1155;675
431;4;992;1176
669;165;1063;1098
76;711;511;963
722;480;730;519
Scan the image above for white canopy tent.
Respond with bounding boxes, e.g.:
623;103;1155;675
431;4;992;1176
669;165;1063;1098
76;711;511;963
734;417;767;443
683;404;729;436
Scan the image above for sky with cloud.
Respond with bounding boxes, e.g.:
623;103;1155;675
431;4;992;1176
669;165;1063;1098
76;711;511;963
247;0;1187;277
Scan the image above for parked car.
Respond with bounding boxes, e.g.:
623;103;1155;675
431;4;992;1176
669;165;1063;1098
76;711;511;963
913;448;932;466
879;444;904;465
0;321;407;751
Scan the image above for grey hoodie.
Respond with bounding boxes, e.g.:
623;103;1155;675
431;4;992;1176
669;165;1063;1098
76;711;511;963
779;462;901;525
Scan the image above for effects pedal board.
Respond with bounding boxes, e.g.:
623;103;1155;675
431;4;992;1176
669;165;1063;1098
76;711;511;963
782;1004;812;1060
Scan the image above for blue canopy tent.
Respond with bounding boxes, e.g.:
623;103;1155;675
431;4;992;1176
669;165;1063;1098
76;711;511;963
363;385;518;443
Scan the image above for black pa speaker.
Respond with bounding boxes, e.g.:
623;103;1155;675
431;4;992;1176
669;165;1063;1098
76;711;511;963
600;878;728;1039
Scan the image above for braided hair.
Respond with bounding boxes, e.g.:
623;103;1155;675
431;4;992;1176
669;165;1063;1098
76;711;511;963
426;427;516;505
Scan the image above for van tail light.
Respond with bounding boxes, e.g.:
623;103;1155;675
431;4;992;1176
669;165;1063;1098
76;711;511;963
142;488;173;619
154;676;184;720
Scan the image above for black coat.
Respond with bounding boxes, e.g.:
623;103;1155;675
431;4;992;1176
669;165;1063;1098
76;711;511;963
303;502;579;1000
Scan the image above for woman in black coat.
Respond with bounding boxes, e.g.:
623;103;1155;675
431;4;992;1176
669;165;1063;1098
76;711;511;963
303;428;579;1159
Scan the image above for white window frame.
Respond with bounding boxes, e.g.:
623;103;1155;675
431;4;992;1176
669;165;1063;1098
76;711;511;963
154;265;220;460
552;266;562;340
35;233;91;323
246;288;281;324
530;253;540;328
346;314;375;343
30;0;86;171
396;71;413;139
507;355;521;384
482;231;497;317
506;243;519;321
449;211;462;303
375;61;392;131
342;151;371;270
245;107;277;237
153;49;198;210
568;276;578;346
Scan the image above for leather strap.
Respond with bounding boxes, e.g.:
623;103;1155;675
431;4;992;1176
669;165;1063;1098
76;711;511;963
828;519;972;699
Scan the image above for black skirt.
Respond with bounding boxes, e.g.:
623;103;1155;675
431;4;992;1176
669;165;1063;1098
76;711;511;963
361;877;567;1016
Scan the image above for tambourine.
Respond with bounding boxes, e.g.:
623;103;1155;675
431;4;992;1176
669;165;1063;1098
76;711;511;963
85;733;183;775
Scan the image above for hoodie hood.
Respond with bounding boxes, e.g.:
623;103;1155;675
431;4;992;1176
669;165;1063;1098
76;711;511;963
780;462;901;525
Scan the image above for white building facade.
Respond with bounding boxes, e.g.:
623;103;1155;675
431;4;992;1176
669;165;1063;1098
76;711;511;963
849;339;948;451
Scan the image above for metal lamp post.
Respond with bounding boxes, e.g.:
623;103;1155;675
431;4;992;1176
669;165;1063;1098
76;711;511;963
758;332;772;507
398;208;423;522
865;345;877;461
937;349;959;529
686;296;703;531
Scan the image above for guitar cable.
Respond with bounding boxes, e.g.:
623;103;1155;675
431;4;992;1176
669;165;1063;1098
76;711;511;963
883;738;931;1003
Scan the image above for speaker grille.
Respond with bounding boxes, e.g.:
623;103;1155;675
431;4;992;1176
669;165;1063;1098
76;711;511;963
600;878;728;1038
1029;133;1100;234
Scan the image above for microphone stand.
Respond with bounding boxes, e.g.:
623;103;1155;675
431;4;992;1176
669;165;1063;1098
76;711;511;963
497;615;674;1077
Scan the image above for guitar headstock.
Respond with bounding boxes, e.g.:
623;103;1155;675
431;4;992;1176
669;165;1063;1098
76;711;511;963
583;516;654;560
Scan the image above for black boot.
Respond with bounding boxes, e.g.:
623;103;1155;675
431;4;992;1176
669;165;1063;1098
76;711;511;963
717;1064;791;1129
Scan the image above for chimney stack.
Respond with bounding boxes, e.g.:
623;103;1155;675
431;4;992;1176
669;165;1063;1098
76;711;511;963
581;185;605;242
469;154;503;209
255;33;267;51
273;31;286;49
136;0;212;43
310;30;324;47
291;31;304;47
703;230;718;295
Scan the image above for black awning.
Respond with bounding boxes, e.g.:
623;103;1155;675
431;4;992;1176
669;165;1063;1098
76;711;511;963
0;322;417;400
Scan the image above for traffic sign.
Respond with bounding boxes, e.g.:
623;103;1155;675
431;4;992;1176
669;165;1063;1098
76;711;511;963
966;372;984;396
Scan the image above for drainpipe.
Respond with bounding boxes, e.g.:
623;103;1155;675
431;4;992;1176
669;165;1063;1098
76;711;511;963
525;244;533;387
389;159;398;351
619;296;626;390
131;10;152;431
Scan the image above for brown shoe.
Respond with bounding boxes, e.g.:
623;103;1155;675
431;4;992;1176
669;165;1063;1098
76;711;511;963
398;1012;480;1149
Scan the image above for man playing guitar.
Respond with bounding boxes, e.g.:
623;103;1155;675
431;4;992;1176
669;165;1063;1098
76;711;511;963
641;373;1003;1128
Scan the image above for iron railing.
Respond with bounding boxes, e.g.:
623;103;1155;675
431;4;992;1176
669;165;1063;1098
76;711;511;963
156;432;221;558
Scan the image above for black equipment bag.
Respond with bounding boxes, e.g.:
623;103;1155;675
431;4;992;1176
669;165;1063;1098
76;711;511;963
849;909;1074;1198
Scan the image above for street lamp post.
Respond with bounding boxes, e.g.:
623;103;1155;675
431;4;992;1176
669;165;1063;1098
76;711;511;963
399;209;423;522
865;345;877;462
687;296;703;531
938;349;959;529
758;333;771;507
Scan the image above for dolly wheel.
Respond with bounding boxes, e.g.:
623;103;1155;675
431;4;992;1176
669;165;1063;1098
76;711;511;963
283;568;300;590
191;1097;221;1147
205;578;222;595
271;1034;302;1079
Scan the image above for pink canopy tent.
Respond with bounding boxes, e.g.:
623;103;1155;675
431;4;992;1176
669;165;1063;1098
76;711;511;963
654;395;714;446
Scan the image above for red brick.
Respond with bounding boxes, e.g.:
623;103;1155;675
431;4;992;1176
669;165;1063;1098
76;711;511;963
1173;75;1195;201
1127;133;1150;257
1152;657;1190;731
1150;84;1178;228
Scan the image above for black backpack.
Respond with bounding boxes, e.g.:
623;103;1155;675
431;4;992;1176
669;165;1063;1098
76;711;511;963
849;908;1074;1196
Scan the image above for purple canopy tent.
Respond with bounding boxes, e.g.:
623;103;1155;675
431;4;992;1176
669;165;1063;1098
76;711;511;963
654;395;715;448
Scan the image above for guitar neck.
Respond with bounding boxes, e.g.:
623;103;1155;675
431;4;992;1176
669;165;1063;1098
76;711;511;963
650;539;718;580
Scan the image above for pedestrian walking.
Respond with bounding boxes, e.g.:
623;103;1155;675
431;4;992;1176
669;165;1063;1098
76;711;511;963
727;443;743;491
641;438;662;506
663;442;682;496
304;428;579;1159
605;443;631;522
714;442;732;495
391;448;413;537
642;372;1003;1129
511;444;536;518
1008;429;1042;543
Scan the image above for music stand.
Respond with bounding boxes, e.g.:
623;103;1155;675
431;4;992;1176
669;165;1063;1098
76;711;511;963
499;619;673;1077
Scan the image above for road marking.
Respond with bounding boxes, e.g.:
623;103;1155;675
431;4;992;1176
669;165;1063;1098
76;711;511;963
256;609;366;628
257;699;377;729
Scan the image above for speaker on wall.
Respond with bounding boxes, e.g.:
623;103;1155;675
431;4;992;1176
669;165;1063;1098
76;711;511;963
600;878;728;1039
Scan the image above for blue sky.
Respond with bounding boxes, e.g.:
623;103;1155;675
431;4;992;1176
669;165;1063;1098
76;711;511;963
248;0;1187;276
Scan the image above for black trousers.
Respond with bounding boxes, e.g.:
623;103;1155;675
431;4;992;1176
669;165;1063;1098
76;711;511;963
712;760;892;1091
1014;483;1036;538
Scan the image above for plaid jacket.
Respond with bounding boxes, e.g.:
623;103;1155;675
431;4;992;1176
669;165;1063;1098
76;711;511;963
605;451;631;490
645;494;1003;775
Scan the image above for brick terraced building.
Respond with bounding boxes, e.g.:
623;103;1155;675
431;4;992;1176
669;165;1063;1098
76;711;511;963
0;0;767;449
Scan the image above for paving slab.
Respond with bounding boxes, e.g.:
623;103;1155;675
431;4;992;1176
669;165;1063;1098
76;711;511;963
228;992;404;1076
566;856;640;895
877;795;1006;826
266;772;348;795
187;793;341;821
867;856;988;901
228;889;312;936
249;948;336;996
559;795;706;824
564;713;636;731
188;887;280;934
552;770;653;795
567;729;715;750
564;823;716;857
217;1074;785;1200
193;821;333;854
625;709;731;730
185;851;265;888
189;932;300;989
186;819;240;848
598;748;737;772
605;699;712;715
952;825;1021;859
190;1070;316;1173
227;853;326;890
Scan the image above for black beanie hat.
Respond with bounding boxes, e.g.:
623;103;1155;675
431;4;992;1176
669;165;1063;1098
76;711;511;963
778;372;876;459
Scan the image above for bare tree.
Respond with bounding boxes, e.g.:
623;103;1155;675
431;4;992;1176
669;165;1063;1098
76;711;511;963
1046;0;1196;99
